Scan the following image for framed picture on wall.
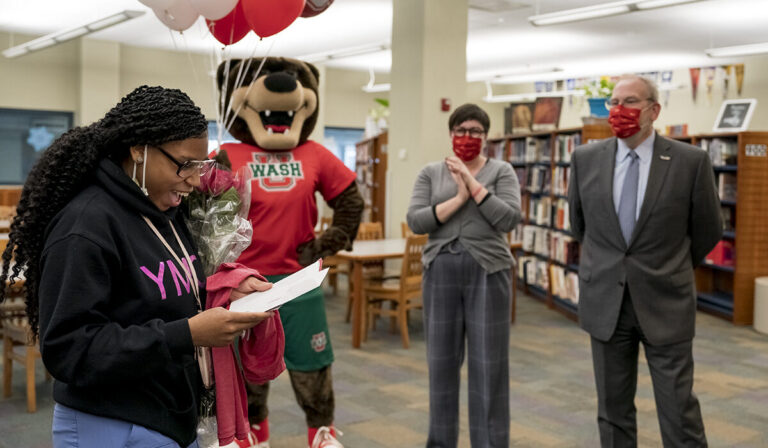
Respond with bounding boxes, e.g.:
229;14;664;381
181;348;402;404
713;99;757;132
504;102;535;135
532;97;564;131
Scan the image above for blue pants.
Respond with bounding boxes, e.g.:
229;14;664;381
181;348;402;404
423;241;511;448
52;404;199;448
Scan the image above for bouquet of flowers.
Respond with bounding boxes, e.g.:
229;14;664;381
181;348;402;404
186;162;253;447
186;163;253;277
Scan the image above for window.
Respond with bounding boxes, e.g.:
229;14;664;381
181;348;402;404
0;108;73;184
207;120;239;153
324;127;364;171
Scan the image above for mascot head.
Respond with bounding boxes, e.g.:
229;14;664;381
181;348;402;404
217;57;320;150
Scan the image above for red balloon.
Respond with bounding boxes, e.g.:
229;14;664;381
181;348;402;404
301;0;334;18
206;1;250;45
241;0;305;38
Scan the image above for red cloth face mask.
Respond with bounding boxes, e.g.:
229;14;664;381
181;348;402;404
452;135;482;161
608;104;646;139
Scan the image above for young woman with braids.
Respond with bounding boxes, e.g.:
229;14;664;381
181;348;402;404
0;86;274;447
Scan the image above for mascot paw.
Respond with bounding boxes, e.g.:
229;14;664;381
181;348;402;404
296;227;350;266
297;239;323;267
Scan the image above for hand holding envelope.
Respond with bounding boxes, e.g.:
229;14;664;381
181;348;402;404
229;259;329;313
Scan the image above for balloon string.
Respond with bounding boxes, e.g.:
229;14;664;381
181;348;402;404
223;37;276;134
221;40;259;133
168;27;179;51
180;31;200;87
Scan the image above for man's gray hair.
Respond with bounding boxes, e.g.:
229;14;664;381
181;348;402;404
616;74;659;104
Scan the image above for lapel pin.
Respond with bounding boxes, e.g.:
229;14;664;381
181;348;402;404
660;155;671;160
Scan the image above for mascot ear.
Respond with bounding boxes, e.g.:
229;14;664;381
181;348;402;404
305;61;320;84
217;59;242;90
298;60;320;90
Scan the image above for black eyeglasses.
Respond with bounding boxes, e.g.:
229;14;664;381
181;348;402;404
152;145;215;178
605;97;655;109
452;127;486;138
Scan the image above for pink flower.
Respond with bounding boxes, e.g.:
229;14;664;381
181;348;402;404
199;167;235;196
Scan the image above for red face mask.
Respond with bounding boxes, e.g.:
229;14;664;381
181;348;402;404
608;104;648;139
452;135;482;161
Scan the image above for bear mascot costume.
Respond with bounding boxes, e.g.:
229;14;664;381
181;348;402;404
215;57;363;448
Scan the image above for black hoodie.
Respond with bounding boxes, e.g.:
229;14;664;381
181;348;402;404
38;158;206;446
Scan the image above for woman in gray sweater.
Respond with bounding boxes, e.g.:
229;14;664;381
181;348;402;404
407;103;522;448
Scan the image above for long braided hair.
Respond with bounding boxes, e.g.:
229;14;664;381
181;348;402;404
0;85;208;338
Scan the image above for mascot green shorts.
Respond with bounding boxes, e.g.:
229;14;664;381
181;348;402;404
266;274;334;372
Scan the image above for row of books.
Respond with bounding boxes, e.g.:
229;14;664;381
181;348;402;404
528;197;552;226
526;166;552;194
521;225;550;257
699;137;738;166
550;232;580;266
553;166;570;196
552;199;571;231
507;137;553;164
550;265;579;304
516;165;572;197
718;172;737;202
555;134;581;163
721;206;735;232
518;256;550;292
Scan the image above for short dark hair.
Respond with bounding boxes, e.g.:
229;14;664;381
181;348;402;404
448;103;490;134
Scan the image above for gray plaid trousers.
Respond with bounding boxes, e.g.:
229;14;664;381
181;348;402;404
422;241;511;448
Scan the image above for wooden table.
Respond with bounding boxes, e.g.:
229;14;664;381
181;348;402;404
336;238;406;348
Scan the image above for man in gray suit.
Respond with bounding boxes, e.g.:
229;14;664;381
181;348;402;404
568;74;722;447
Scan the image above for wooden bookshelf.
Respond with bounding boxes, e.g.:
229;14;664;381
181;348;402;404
581;123;613;143
486;127;585;322
355;132;388;225
692;131;768;325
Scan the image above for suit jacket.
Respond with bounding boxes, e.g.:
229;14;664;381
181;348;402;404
568;135;722;345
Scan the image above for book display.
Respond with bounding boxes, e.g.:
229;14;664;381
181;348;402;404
355;132;388;225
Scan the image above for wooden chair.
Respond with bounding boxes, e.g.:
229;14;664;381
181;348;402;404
1;280;48;413
0;206;15;233
362;234;428;348
401;221;413;238
343;222;385;322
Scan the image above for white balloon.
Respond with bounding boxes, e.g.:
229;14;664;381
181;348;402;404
188;0;238;21
153;0;199;32
139;0;174;9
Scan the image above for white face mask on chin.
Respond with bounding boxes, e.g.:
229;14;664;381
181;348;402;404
132;145;149;196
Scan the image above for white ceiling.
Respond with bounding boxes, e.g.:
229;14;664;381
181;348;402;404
1;0;767;83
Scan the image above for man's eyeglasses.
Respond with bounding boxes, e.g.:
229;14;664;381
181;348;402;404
153;145;215;178
452;127;485;138
605;97;654;109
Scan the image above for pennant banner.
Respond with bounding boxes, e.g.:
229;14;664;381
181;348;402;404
661;70;673;107
704;66;716;104
721;65;732;99
734;64;744;95
689;67;701;103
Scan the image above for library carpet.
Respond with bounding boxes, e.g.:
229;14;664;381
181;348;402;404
1;285;767;447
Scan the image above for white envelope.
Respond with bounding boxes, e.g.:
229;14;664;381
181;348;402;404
229;259;329;313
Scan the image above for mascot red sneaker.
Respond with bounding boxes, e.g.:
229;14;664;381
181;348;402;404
214;57;362;448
